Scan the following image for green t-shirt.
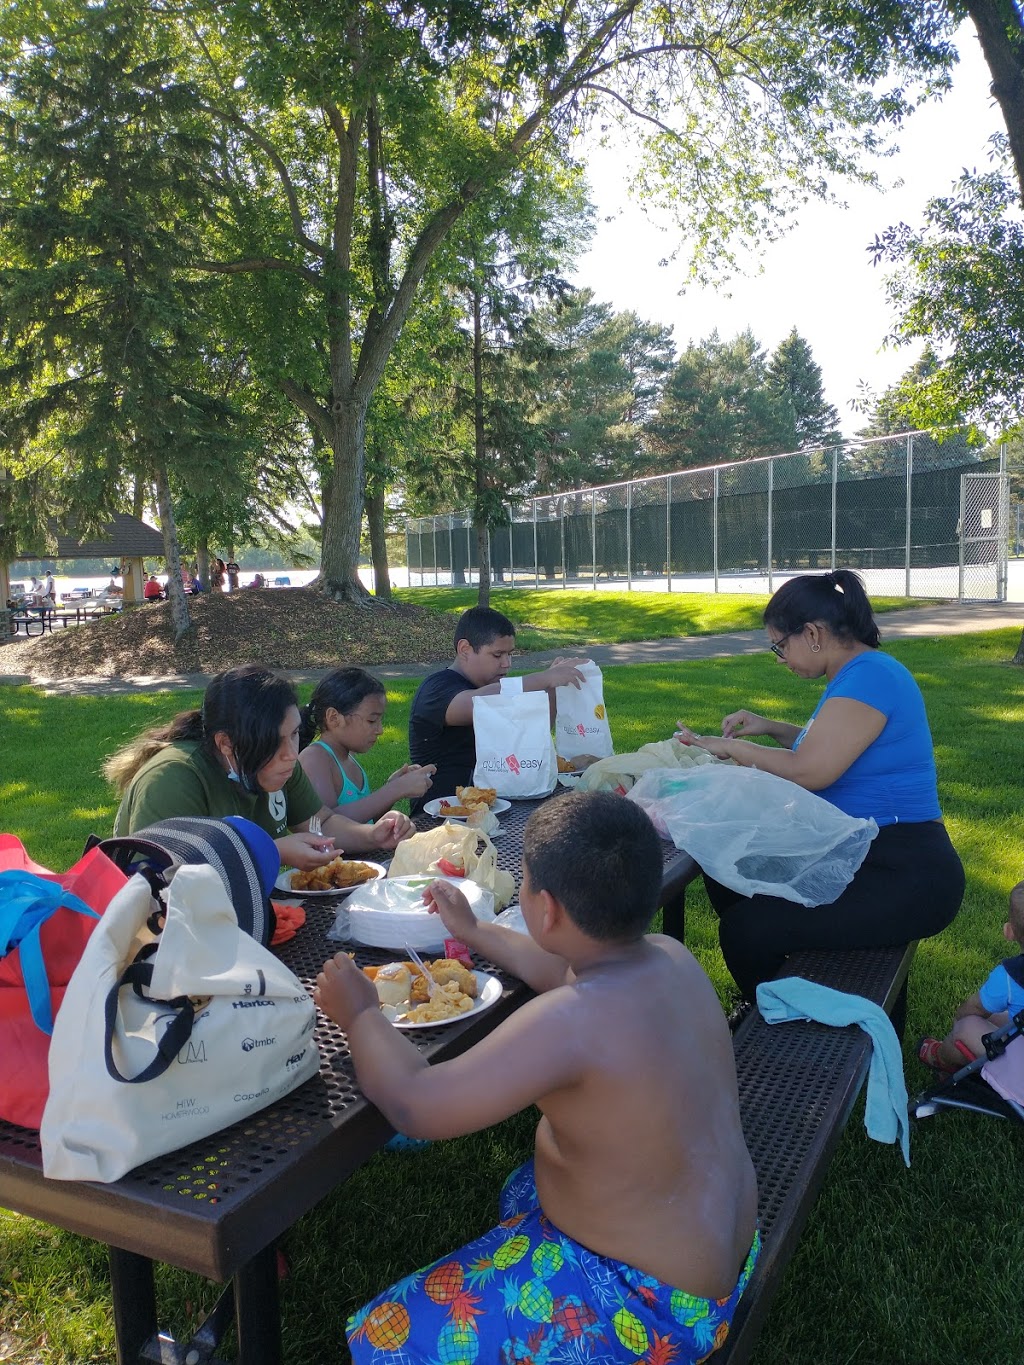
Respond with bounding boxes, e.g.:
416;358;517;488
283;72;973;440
113;741;322;839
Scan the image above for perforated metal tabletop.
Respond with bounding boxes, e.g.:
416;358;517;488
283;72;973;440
0;794;697;1348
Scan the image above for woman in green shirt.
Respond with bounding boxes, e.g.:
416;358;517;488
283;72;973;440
105;665;414;870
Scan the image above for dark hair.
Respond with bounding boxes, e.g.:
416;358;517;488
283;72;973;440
523;791;661;942
763;569;879;648
103;664;298;795
454;606;516;651
298;667;385;748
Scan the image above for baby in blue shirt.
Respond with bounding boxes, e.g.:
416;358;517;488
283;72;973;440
918;880;1024;1073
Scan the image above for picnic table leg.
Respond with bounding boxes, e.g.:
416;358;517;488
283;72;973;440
234;1245;282;1365
108;1246;158;1365
661;890;686;943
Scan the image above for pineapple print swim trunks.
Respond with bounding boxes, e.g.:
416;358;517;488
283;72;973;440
347;1160;760;1364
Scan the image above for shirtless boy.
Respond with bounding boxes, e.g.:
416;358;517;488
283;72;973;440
315;791;759;1364
407;605;588;809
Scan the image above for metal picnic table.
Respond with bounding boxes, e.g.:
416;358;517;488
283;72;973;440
0;794;697;1365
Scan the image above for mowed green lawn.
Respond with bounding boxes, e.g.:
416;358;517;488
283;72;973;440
2;629;1023;1363
392;586;919;650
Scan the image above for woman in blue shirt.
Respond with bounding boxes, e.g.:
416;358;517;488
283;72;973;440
676;569;964;1001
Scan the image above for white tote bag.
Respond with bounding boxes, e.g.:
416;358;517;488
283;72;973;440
554;661;613;761
472;690;557;800
40;864;320;1183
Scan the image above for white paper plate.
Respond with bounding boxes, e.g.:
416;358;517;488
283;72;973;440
343;874;495;951
423;797;512;819
274;861;387;898
382;970;502;1030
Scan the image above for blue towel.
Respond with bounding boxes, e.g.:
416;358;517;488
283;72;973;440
755;977;911;1166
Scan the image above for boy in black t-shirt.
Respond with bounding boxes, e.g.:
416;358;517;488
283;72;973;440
407;606;587;808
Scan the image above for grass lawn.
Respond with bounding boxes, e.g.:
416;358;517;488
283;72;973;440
2;630;1024;1363
392;586;919;650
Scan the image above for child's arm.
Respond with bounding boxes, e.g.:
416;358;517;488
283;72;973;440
315;953;581;1140
335;763;437;822
297;745;341;809
424;879;571;994
953;991;990;1021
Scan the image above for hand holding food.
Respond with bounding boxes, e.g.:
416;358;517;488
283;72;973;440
423;878;479;940
371;810;415;848
315;951;379;1029
388;763;436;799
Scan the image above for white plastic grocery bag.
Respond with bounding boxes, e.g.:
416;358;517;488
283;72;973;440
472;691;557;800
41;863;320;1183
628;765;878;907
554;661;613;761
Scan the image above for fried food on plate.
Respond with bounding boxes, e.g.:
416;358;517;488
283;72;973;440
455;785;497;808
409;958;478;1004
401;980;475;1023
291;856;380;892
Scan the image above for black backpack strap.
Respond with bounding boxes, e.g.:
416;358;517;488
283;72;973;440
103;953;196;1084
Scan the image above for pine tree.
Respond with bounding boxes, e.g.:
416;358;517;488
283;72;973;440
767;329;841;448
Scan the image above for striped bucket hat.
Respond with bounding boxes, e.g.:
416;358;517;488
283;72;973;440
97;816;279;945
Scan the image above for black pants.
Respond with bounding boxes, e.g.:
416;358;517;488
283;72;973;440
705;820;965;1000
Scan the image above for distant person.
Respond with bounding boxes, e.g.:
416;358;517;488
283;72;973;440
191;574;205;594
26;576;42;605
42;570;56;604
143;575;163;602
250;573;266;589
211;557;226;592
407;606;587;809
298;667;435;817
226;559;240;592
317;792;759;1365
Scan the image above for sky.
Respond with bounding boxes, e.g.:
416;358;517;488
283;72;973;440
570;23;1005;436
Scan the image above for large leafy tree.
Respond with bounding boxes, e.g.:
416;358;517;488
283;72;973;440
648;329;798;470
0;0;962;604
0;3;257;637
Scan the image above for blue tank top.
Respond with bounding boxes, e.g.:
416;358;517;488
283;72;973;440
792;651;940;826
312;740;370;805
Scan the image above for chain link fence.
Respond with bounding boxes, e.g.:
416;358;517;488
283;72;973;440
407;431;1008;601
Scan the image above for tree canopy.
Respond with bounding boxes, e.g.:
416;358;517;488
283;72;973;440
0;0;964;603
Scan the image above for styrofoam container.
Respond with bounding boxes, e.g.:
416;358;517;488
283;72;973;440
332;875;495;951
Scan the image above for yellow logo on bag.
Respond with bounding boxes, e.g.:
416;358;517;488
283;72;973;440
594;704;605;719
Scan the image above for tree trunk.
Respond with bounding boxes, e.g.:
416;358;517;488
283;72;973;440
472;283;491;608
317;401;371;602
154;462;191;641
364;488;392;601
966;0;1024;206
196;538;210;588
1013;626;1024;664
476;524;491;607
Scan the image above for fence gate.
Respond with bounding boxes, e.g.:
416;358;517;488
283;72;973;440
959;472;1009;601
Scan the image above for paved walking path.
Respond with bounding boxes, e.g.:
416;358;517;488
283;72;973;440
4;600;1022;697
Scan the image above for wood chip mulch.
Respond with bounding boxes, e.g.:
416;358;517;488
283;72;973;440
0;589;460;680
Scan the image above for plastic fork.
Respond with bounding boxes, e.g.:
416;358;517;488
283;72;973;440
405;945;440;1000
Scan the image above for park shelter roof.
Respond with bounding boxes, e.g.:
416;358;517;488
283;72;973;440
14;512;164;561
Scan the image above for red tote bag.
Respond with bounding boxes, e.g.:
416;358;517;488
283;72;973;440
0;835;128;1128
